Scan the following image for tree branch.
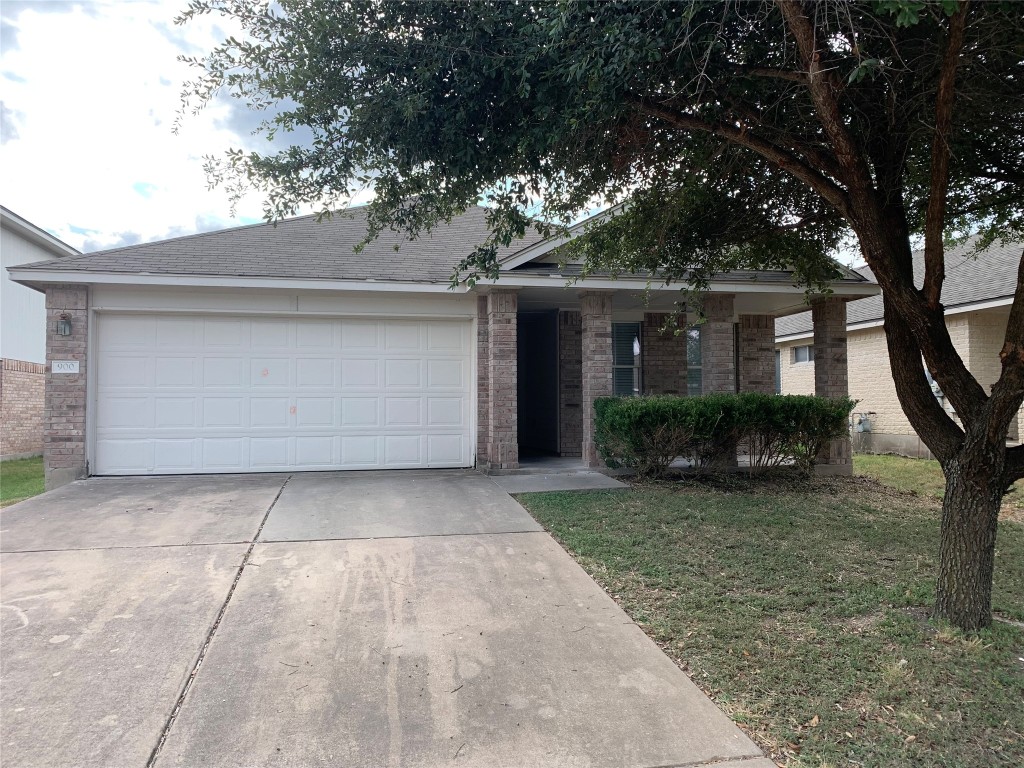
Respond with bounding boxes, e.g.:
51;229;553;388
882;293;964;464
721;96;845;180
775;0;876;196
990;249;1024;480
922;2;969;310
731;64;808;83
627;94;852;217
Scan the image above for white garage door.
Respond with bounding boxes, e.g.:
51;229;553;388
94;314;473;474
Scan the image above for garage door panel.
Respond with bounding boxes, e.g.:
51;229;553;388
384;435;422;464
297;358;336;388
427;359;464;389
251;358;290;387
296;397;335;427
427;397;463;426
155;357;197;387
251;397;290;428
250;437;291;468
99;355;151;388
427;322;464;350
295;436;334;466
340;359;378;389
340;397;378;427
104;318;154;347
203;358;245;388
95;315;472;474
251;319;290;348
385;397;422;426
203;398;245;428
201;438;245;470
385;321;421;350
340;435;378;466
385;359;421;388
341;321;379;349
97;440;155;472
99;396;152;429
154;439;196;469
296;321;335;349
428;434;464;464
203;319;245;348
155;397;197;428
156;317;199;347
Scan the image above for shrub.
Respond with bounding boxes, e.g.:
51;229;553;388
594;393;855;478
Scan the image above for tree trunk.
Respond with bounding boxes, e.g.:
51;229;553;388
934;447;1004;631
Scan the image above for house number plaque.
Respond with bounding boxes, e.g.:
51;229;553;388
53;360;80;374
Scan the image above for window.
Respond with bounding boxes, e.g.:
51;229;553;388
792;344;814;364
775;350;782;394
612;322;641;396
687;327;702;395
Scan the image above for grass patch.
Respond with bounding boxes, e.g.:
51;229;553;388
855;453;1024;515
0;456;44;507
519;476;1024;767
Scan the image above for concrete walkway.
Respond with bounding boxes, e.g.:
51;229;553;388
1;471;773;768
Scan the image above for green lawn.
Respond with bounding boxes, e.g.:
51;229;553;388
518;474;1024;768
855;453;1024;513
0;456;44;507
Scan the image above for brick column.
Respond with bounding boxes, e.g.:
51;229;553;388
642;313;687;395
44;285;89;490
485;289;519;469
476;295;490;466
580;291;613;467
558;311;583;457
812;297;852;475
738;314;776;393
700;294;736;393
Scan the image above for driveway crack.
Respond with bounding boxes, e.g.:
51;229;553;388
145;474;292;767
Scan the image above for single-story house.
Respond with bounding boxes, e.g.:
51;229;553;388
1;206;79;460
8;206;878;489
776;236;1023;459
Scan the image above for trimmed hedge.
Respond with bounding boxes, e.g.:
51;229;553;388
594;393;855;478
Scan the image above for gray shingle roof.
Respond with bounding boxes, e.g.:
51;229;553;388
775;236;1022;338
11;206;545;284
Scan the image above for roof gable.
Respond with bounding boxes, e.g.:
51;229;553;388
775;236;1022;339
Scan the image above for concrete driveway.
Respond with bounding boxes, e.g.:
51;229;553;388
1;471;772;768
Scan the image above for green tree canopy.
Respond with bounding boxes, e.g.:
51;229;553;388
179;0;1024;631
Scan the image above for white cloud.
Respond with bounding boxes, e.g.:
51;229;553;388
0;0;310;251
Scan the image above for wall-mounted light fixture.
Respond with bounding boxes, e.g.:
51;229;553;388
56;312;72;336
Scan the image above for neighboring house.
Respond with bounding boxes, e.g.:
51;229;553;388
1;207;79;460
776;237;1023;459
8;206;877;489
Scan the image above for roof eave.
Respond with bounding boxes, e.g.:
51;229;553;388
0;207;80;259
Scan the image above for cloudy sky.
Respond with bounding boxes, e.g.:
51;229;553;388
0;0;293;252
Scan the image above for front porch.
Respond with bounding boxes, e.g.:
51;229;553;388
476;286;853;475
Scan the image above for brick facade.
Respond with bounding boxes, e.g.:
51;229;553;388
737;314;776;393
812;297;852;474
484;289;519;470
641;313;688;395
700;294;736;393
476;295;490;465
781;307;1023;459
44;285;89;489
0;359;46;459
558;310;583;457
580;291;613;467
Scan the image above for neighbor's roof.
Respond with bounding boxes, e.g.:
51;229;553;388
10;206;544;284
1;205;79;259
775;236;1022;339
